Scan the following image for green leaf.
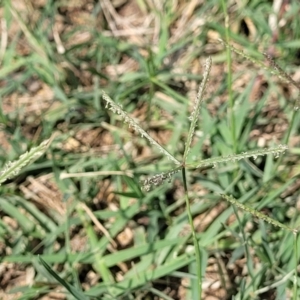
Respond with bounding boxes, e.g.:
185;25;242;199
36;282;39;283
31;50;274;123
38;256;90;300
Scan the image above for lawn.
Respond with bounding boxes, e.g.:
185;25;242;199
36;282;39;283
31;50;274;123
1;1;300;299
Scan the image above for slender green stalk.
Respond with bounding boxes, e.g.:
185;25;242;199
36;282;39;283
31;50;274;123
221;0;236;153
147;80;155;124
272;109;298;176
182;167;202;297
232;206;254;279
293;232;298;300
77;206;115;295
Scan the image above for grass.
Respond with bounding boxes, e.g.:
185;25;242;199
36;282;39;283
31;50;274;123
1;1;300;299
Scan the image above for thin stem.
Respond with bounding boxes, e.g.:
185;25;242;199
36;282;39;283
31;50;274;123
272;109;297;176
182;167;202;297
232;206;255;280
221;0;237;153
293;232;298;300
147;81;155;124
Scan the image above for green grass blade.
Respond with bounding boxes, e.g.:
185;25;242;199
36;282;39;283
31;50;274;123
38;256;90;300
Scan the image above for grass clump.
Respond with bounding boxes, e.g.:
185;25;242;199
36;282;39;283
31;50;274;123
102;54;296;298
1;1;300;300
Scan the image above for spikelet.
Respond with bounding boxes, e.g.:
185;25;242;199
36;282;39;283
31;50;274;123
221;194;297;233
102;91;180;165
187;144;288;169
0;139;50;186
263;53;300;111
183;57;212;161
141;167;181;192
219;39;300;111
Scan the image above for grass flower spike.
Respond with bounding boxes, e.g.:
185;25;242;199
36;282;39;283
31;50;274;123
0;139;50;186
102;91;180;166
